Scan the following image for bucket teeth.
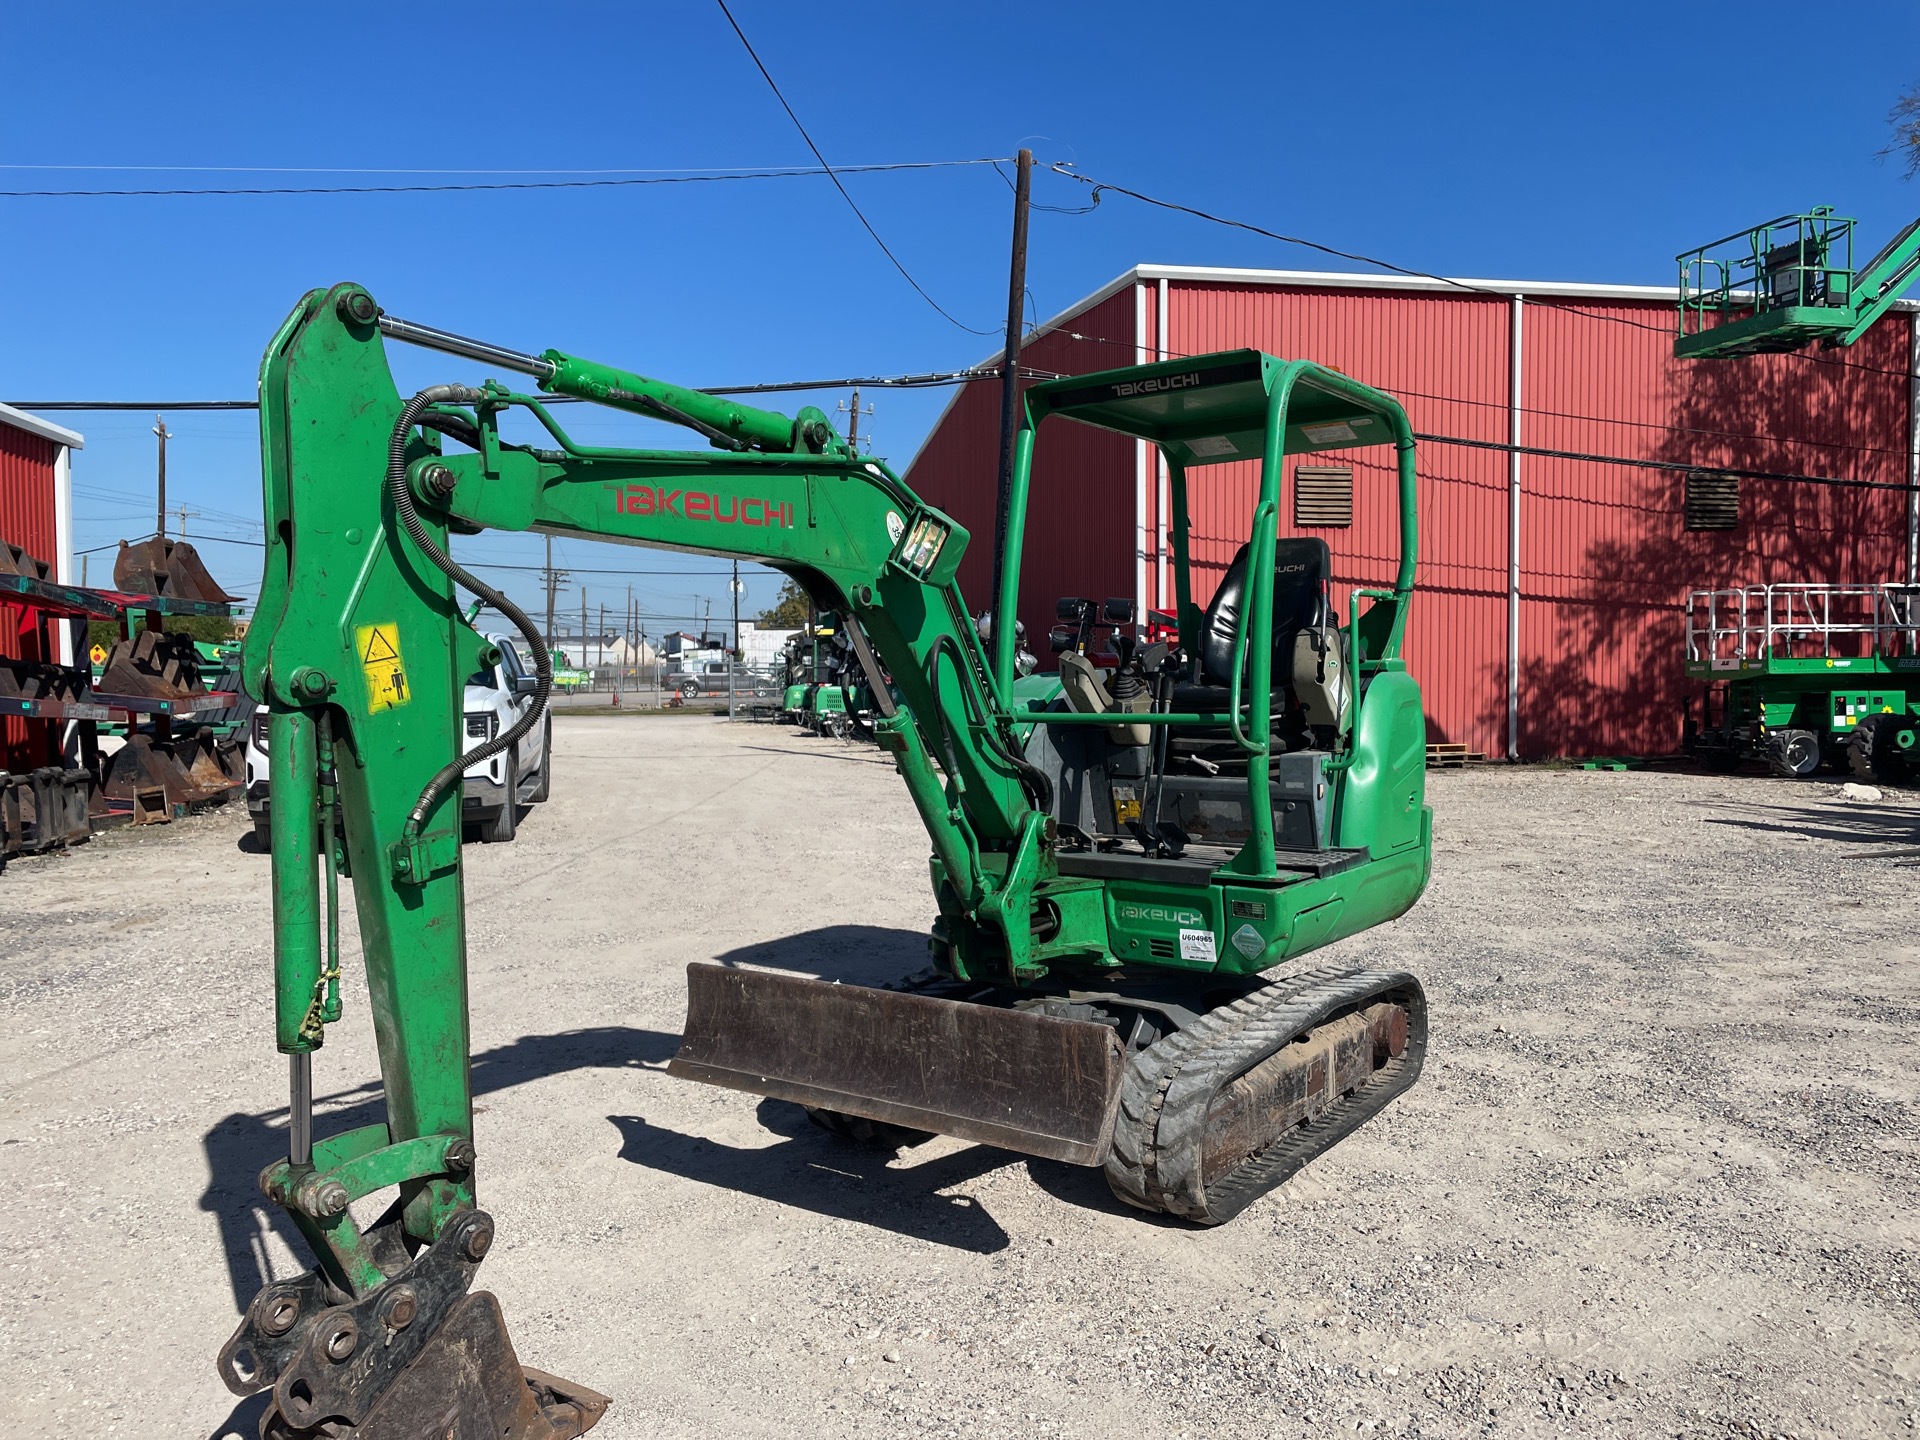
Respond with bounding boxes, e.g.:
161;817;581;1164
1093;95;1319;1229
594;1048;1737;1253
112;536;239;604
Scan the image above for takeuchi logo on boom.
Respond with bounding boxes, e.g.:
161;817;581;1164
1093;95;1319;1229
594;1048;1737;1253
609;484;793;528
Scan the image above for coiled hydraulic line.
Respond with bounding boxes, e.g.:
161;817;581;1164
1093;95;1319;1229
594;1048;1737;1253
385;385;553;841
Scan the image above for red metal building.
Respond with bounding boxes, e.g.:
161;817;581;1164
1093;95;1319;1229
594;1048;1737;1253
905;266;1918;758
1;402;83;763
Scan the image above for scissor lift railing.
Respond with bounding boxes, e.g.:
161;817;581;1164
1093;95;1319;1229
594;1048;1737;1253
1685;583;1920;666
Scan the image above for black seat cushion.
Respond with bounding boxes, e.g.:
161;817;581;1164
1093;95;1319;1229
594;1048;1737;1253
1196;537;1333;688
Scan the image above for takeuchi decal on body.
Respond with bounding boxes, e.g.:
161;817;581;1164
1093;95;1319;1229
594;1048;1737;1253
609;484;793;528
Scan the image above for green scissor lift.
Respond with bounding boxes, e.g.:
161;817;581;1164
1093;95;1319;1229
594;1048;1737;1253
1684;584;1920;779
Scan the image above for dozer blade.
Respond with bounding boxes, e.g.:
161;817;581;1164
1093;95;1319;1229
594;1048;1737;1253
112;535;239;604
670;963;1125;1165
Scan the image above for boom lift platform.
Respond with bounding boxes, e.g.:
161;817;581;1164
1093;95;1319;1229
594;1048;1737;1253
1676;208;1920;359
226;284;1433;1438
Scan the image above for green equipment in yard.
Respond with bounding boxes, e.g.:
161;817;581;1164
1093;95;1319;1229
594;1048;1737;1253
1675;208;1920;359
226;285;1433;1438
1684;583;1920;780
1674;205;1920;780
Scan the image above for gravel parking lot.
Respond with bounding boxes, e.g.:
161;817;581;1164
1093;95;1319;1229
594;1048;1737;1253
2;715;1916;1439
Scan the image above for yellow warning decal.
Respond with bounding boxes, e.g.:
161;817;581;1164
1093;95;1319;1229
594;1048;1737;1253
356;623;410;712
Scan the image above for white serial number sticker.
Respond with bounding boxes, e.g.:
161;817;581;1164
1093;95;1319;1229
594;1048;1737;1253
1179;928;1217;963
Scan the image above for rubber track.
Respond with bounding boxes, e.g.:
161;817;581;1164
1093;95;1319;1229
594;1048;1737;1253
1105;965;1428;1225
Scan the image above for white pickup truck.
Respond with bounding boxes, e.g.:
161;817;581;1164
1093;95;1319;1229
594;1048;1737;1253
245;632;552;847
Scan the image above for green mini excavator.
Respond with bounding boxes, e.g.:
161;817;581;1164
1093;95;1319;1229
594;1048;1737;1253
223;285;1433;1438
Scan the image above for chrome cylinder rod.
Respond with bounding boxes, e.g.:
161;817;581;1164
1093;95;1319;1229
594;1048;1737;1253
289;1052;313;1167
376;314;557;382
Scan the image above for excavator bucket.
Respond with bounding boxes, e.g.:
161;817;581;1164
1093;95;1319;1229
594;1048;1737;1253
669;963;1126;1165
0;540;52;582
97;629;205;702
112;536;239;604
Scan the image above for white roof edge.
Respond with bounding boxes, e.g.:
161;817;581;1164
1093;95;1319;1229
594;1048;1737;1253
0;402;84;450
1131;261;1920;309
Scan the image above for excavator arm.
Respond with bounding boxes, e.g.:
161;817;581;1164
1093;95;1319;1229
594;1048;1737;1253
227;284;1065;1438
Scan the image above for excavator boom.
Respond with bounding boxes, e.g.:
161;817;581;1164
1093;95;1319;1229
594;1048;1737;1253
229;284;1434;1437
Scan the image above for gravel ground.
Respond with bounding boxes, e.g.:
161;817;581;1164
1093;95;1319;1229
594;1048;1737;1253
1;715;1916;1439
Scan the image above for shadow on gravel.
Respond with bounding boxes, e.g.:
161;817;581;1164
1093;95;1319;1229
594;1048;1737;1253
199;1025;679;1317
208;1389;271;1440
609;1105;1013;1253
713;925;929;986
1692;798;1920;847
1022;1158;1196;1226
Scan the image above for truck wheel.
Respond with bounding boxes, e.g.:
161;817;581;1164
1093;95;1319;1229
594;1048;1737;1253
252;817;272;852
483;757;518;842
1765;728;1821;778
526;719;552;802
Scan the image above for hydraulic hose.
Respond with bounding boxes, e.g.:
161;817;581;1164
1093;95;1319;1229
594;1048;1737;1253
926;632;1053;817
386;386;553;841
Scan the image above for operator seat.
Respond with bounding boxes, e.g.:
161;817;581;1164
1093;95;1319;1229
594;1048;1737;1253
1170;537;1350;737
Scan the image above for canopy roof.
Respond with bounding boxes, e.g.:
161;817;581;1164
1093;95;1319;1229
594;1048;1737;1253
1025;349;1408;468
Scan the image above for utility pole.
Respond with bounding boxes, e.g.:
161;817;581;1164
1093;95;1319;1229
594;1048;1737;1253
540;535;569;654
172;504;199;538
598;602;606;669
580;589;588;673
989;147;1034;668
839;388;873;454
153;416;170;538
730;560;740;659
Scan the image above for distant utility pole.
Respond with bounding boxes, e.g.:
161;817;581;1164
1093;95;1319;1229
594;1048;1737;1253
171;504;199;538
153;416;171;538
541;534;569;653
989;147;1034;647
580;589;588;671
838;388;873;454
598;602;607;668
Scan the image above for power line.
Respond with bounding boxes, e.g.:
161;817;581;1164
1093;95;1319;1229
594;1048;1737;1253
1408;433;1912;493
5;366;1005;413
1048;164;1920;385
713;0;996;336
1018;322;1915;464
0;161;988;176
0;157;1009;200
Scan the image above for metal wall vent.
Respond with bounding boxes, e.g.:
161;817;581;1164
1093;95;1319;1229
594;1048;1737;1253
1294;465;1354;528
1685;471;1740;531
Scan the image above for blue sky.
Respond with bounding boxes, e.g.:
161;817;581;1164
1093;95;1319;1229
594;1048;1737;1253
4;1;1918;633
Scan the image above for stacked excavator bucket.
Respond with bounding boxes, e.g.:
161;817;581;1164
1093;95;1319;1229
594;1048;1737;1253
113;537;239;605
0;539;52;584
97;631;243;813
0;656;91;706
